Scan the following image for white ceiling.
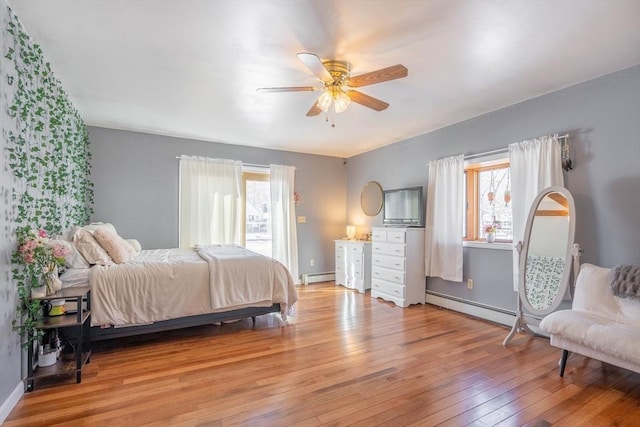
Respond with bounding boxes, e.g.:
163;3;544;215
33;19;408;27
7;0;640;158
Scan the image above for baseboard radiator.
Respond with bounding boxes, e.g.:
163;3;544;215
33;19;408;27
301;272;335;285
426;290;517;327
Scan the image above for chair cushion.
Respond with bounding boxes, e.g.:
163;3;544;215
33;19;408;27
541;309;640;366
572;263;640;327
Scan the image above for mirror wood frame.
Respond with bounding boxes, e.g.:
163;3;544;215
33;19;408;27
518;185;577;316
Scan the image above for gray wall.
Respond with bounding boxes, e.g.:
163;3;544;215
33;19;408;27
0;0;21;413
88;127;347;278
346;65;640;312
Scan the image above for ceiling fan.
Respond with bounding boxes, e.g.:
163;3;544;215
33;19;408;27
257;52;408;119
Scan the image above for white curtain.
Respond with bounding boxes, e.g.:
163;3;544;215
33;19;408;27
509;135;564;290
179;156;242;247
270;164;299;284
424;155;464;282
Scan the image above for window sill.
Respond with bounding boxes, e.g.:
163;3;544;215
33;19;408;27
463;241;512;251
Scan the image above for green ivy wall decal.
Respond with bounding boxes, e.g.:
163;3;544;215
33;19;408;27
4;7;93;232
3;6;94;346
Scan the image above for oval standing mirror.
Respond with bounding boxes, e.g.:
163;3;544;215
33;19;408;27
361;181;383;216
519;186;576;316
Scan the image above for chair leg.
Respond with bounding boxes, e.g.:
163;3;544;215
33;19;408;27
559;349;569;377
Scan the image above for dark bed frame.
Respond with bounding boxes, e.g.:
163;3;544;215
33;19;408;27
73;303;282;341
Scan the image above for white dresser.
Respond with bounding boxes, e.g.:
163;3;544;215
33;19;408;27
371;227;425;307
335;240;372;293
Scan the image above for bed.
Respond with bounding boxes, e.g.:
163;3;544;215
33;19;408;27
60;239;297;340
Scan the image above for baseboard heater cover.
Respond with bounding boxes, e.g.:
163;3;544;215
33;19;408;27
426;291;516;327
426;291;549;336
301;272;335;285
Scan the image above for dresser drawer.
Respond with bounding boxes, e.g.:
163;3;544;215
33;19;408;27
371;229;387;242
347;244;363;255
372;278;405;299
387;230;406;243
372;242;406;257
372;266;405;285
350;255;363;268
335;241;346;251
372;253;405;271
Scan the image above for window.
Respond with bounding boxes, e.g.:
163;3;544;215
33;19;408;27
464;158;513;242
242;171;272;257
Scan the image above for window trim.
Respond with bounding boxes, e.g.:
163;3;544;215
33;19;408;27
464;158;512;243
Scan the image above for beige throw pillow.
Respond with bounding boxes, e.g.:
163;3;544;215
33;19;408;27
73;229;113;266
83;222;118;235
93;229;133;264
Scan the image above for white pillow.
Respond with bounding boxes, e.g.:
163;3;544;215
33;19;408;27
125;239;142;253
56;239;90;269
73;229;113;266
83;222;118;235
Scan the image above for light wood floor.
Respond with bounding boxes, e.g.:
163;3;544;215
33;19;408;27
6;282;640;426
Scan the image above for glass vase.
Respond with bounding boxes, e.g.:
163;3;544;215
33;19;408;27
45;266;62;295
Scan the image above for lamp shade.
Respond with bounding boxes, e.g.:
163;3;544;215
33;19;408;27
346;225;356;240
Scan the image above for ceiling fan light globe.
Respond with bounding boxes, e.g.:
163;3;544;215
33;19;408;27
333;90;351;113
318;90;333;112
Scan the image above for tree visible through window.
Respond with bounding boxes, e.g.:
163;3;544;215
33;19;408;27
465;159;513;242
243;172;272;256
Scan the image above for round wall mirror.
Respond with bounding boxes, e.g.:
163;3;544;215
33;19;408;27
519;186;576;316
361;181;383;216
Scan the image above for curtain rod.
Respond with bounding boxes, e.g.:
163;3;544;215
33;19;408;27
175;156;269;169
464;134;569;161
243;162;270;169
464;148;508;161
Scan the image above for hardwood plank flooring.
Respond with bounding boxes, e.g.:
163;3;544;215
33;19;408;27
6;282;639;426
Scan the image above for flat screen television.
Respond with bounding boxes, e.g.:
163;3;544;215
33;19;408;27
382;186;425;227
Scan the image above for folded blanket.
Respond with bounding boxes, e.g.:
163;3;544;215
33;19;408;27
609;264;640;300
195;244;297;313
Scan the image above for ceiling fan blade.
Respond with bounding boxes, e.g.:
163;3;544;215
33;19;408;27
297;52;333;83
347;64;408;88
306;101;323;116
346;90;389;111
256;86;318;93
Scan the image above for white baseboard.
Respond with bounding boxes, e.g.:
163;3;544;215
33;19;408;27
426;293;515;327
426;293;549;338
301;272;335;285
0;381;23;424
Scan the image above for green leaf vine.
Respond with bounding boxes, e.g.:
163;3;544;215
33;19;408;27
4;6;94;347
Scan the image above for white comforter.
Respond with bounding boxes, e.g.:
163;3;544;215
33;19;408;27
89;246;297;327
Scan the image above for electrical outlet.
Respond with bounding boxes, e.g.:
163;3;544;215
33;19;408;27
310;259;315;266
467;279;474;289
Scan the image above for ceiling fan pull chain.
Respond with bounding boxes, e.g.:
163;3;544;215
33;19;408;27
331;103;336;127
